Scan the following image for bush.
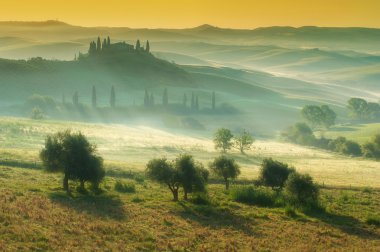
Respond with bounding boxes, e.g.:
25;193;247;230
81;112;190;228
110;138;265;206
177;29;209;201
114;180;136;193
284;205;297;218
231;186;277;207
362;135;380;159
328;137;362;156
259;158;295;190
282;122;316;146
190;193;211;205
366;216;380;226
285;172;319;208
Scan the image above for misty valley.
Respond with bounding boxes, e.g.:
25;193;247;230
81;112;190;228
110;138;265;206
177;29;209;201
0;20;379;251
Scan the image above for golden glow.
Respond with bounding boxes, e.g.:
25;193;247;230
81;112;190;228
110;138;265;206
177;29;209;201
1;0;380;28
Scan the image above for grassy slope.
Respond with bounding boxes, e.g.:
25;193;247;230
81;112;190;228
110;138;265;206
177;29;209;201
1;163;380;251
0;117;379;250
320;123;380;144
0;117;379;188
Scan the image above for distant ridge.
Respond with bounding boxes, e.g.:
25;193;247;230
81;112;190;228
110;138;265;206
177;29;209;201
0;20;379;31
0;20;71;27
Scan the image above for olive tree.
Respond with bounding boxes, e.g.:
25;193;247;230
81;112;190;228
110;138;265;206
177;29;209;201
259;158;295;190
146;158;180;201
213;128;234;153
209;155;240;189
234;130;255;154
40;130;105;192
175;154;209;200
285;172;319;207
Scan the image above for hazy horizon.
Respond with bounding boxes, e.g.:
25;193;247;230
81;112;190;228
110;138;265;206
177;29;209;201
1;0;380;29
2;19;380;30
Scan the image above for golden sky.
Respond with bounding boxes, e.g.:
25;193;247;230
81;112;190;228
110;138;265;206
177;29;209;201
1;0;380;28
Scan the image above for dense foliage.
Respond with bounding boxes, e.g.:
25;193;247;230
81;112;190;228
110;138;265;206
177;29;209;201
301;105;336;129
233;130;255;154
40;130;105;192
213;128;234;153
209;155;240;189
259;158;295;190
285;172;319;208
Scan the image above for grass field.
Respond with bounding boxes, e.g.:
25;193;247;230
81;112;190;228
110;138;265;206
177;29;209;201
321;123;380;144
1;165;380;251
0;116;379;251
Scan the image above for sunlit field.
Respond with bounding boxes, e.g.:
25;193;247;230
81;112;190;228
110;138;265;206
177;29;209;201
1;116;379;188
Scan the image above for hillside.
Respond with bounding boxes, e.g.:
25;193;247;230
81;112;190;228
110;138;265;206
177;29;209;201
1;116;380;250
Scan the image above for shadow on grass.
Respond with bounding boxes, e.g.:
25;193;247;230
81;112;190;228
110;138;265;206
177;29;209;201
49;191;126;220
304;209;380;240
175;201;258;236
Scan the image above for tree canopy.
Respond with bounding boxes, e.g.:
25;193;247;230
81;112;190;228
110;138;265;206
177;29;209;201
40;130;105;192
209;155;240;189
214;128;234;153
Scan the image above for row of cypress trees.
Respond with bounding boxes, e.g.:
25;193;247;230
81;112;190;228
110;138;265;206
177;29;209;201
144;88;216;110
88;36;150;54
66;86;216;110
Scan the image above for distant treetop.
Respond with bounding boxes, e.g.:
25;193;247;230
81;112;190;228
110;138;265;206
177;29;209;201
87;36;151;56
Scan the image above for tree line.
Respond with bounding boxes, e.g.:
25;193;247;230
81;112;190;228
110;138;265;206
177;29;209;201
87;36;150;56
40;129;320;211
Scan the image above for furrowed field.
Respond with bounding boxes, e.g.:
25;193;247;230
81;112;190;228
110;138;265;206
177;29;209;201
0;116;379;251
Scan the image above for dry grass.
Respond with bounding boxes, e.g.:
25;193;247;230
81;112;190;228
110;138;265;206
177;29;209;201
0;166;380;251
1;116;380;250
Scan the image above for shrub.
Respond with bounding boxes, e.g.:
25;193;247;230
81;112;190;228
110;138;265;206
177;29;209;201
285;172;319;208
362;134;380;159
366;216;380;226
131;196;145;203
114;180;136;193
282;122;316;146
231;186;277;207
191;193;211;205
329;137;362;156
30;107;44;120
284;205;297;218
259;158;295;190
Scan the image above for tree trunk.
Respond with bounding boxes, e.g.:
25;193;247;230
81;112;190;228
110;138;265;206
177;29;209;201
225;178;230;190
184;190;188;200
80;180;85;191
63;174;69;192
172;189;179;202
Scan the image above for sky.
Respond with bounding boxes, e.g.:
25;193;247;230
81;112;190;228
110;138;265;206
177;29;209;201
1;0;380;28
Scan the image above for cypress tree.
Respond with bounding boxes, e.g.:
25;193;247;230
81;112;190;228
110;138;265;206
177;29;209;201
195;96;199;111
183;93;187;107
89;41;96;54
163;88;168;106
92;86;97;108
212;91;216;110
136;40;141;51
144;89;149;107
97;37;102;52
145;40;150;53
107;36;111;46
191;92;195;110
103;38;107;49
150;94;155;106
110;86;116;108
